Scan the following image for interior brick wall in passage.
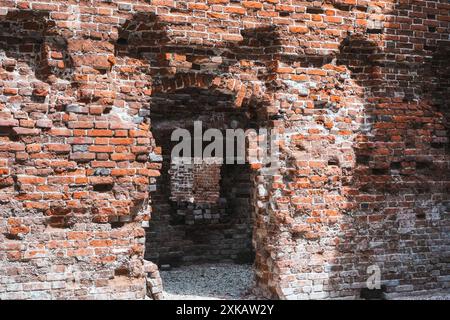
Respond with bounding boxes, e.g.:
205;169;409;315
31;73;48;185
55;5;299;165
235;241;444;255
169;160;222;205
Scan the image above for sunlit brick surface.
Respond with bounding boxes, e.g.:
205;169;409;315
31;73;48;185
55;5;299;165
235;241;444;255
0;0;448;299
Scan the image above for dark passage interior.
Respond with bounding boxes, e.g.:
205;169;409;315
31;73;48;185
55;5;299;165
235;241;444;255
145;88;255;267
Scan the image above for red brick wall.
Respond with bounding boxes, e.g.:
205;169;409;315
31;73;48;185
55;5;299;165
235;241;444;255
169;161;221;204
0;0;448;299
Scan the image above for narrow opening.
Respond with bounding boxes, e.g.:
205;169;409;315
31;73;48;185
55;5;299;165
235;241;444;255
114;267;130;277
360;285;387;300
145;87;256;299
93;183;114;192
110;221;125;229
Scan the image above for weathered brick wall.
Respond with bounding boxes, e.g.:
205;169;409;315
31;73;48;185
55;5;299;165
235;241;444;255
169;161;222;204
0;4;156;299
0;0;449;299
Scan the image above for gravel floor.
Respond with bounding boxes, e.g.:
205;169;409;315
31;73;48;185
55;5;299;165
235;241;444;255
160;263;255;300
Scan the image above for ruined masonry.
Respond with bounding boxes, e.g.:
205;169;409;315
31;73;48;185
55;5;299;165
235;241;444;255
0;0;449;300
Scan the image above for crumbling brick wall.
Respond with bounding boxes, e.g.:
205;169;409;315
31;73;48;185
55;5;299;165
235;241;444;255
0;5;155;299
0;0;449;300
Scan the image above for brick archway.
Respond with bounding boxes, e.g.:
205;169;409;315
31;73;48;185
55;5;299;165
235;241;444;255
144;71;267;293
152;72;258;109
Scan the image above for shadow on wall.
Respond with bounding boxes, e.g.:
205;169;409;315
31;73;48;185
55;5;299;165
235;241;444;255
0;10;50;83
328;0;450;297
0;10;59;206
251;1;449;299
0;10;72;85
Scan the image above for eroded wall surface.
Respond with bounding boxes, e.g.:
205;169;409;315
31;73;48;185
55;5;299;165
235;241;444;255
0;0;448;299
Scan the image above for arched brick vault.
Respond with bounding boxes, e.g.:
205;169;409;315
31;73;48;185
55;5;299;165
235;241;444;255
0;0;449;300
152;72;261;108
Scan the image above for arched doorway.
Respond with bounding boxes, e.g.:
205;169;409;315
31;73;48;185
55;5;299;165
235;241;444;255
145;84;262;298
